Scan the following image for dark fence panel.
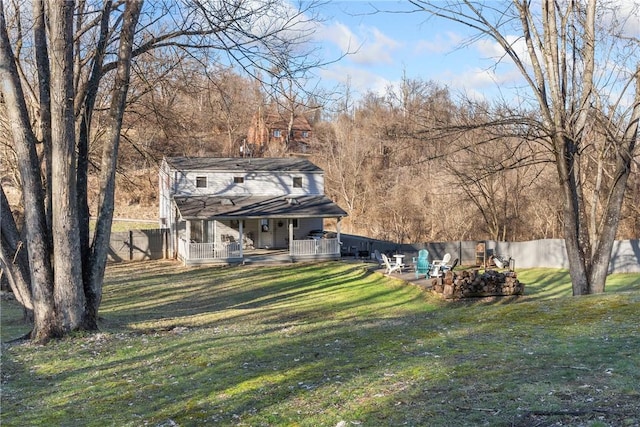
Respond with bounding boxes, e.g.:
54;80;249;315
108;229;168;262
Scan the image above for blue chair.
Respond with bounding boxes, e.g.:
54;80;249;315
413;249;430;279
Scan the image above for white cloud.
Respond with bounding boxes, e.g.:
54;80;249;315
438;65;523;99
316;21;401;66
316;22;360;55
475;35;531;67
415;31;464;54
319;65;391;96
352;26;401;65
601;0;640;37
449;67;498;89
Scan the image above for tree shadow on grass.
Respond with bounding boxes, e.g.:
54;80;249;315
99;261;422;333
5;285;639;426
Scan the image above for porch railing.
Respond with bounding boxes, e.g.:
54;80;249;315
177;237;340;264
290;238;341;258
178;239;242;263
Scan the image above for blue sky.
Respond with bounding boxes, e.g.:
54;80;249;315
308;1;640;103
311;1;519;101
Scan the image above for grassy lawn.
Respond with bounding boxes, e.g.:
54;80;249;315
91;219;159;232
2;261;639;426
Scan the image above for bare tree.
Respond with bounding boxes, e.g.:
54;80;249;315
124;55;261;159
313;76;459;242
208;68;262;156
313;113;378;234
445;131;546;241
0;0;327;342
402;0;639;295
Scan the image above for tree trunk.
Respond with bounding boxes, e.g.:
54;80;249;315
0;5;57;341
555;136;590;296
86;0;143;327
33;0;53;236
49;0;86;331
78;1;113;328
0;188;33;312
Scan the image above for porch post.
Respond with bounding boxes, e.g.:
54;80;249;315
289;220;294;256
336;217;342;256
185;220;191;261
239;219;244;258
173;205;179;259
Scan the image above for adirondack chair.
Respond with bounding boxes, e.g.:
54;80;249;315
374;249;384;267
381;253;402;275
446;258;459;272
430;253;452;278
412;249;430;279
414;249;429;261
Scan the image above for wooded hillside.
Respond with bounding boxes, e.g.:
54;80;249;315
3;66;638;242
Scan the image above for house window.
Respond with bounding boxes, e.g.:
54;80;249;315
196;176;207;188
234;176;244;184
273;129;281;137
302;131;309;138
291;218;299;229
293;177;303;188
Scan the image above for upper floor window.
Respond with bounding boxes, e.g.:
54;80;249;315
293;177;303;188
196;176;207;188
302;131;309;138
273;129;281;138
234;176;244;184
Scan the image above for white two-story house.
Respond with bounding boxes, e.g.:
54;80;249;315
159;157;347;265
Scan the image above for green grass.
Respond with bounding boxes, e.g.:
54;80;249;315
89;219;158;232
0;296;31;342
2;262;639;426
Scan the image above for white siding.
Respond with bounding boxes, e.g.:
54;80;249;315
169;170;324;196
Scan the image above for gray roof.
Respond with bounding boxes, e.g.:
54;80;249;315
174;195;347;220
164;157;323;173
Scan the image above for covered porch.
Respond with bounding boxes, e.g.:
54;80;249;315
172;195;347;266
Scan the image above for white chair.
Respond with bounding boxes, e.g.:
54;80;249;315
493;256;504;269
381;254;402;275
430;253;452;278
491;255;511;269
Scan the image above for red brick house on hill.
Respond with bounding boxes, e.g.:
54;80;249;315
245;111;312;155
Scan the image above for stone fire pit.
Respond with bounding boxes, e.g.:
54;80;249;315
431;269;524;299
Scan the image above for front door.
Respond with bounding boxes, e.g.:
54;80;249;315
259;219;274;249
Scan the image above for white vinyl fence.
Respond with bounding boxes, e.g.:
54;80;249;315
290;238;341;260
339;236;640;274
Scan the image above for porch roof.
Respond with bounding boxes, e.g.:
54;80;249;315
174;195;347;220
